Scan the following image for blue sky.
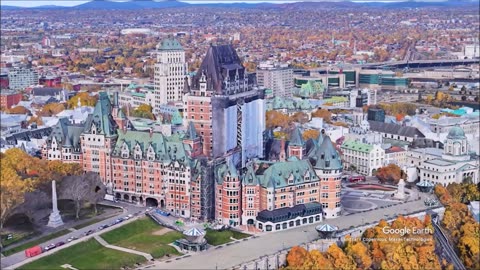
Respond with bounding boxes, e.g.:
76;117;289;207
1;0;446;8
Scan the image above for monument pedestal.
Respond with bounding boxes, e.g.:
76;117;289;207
393;179;406;200
47;210;64;228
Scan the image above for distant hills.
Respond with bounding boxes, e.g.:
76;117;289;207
1;0;479;10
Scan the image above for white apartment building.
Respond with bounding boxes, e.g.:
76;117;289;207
153;38;186;112
256;61;293;97
341;139;385;176
8;67;39;90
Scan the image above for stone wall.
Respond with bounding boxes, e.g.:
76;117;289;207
232;206;445;270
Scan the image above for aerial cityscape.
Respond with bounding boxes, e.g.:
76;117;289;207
0;0;479;269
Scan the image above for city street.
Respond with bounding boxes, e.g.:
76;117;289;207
1;201;146;269
145;192;435;270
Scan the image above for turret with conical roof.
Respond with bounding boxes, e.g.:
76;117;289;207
309;134;342;171
288;127;306;160
182;121;202;157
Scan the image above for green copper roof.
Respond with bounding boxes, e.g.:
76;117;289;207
112;129;191;163
324;96;348;103
171;110;183;125
184;121;198;140
447;126;466;139
84;92;117;137
341;139;373;153
242;159;319;188
215;159;239;184
309;136;342;170
157;38;183;51
289;127;304;146
297;80;324;98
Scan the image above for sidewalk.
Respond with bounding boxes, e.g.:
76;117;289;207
94;235;153;261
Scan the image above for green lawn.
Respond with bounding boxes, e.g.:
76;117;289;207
204;229;250;246
18;239;145;270
2;229;70;256
1;231;37;248
101;218;183;258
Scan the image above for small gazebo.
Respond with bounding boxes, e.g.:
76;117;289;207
416;180;435;193
315;224;338;239
174;227;208;252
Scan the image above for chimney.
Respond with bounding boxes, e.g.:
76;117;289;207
122;124;127;134
149;127;153;138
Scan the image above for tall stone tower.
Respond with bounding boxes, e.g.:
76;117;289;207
154;37;187;112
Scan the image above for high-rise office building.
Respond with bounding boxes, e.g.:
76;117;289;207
154;38;187;112
256;61;293;97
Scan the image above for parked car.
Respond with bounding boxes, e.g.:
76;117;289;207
55;241;65;247
44;243;56;251
156;209;170;217
67;236;78;242
7;234;13;240
84;230;95;236
127;214;133;218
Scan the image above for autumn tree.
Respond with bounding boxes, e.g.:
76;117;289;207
38;103;66;116
376;164;403;184
266;110;290;129
303;129;320;140
344;239;372;269
67;92;98;108
311;109;332;123
131;104;155;120
7;106;30;115
290;112;309;124
0;152;35;246
325;244;357;270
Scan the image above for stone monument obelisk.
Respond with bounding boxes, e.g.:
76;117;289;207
393;178;406;200
47;180;64;228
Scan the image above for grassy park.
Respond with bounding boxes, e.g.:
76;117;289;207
101;217;183;258
204;228;250;246
19;239;146;270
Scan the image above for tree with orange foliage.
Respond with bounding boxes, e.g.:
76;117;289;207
325;244;357;270
7;106;30;115
38;103;66;116
311;109;332;123
266;110;290;129
303;129;320;141
344;239;372;269
286;246;309;268
290;112;309;124
376;164;403;184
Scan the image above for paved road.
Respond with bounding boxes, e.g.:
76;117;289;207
432;221;465;270
1;201;145;269
146;193;435;270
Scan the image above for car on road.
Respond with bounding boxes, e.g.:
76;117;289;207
44;243;56;251
84;230;95;236
55;241;65;247
67;236;78;242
